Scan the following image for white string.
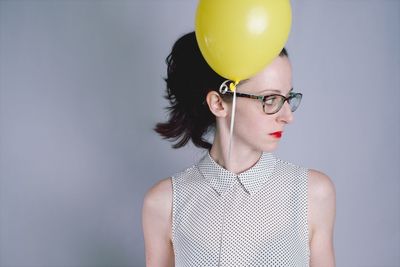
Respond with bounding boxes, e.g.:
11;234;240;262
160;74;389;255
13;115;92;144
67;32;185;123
218;80;238;166
227;89;237;165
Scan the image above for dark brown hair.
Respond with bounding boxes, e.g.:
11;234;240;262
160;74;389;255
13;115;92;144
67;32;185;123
154;31;288;149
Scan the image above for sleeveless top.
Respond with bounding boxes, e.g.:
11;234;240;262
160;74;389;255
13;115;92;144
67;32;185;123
171;151;310;266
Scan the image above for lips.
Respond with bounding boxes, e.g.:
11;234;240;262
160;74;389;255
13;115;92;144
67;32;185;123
269;131;283;138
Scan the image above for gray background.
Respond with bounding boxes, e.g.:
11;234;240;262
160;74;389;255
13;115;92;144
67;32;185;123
0;0;399;266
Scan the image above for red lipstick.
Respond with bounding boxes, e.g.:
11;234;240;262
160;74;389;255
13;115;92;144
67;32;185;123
269;131;283;138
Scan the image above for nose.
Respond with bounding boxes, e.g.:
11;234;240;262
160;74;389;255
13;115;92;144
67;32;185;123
276;101;294;124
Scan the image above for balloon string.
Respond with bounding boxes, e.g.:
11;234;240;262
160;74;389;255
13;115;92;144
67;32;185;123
227;80;239;166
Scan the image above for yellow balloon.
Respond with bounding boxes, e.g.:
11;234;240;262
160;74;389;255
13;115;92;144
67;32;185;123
195;0;292;81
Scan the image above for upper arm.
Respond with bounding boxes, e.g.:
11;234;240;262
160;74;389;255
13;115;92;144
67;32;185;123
142;177;174;267
308;169;336;267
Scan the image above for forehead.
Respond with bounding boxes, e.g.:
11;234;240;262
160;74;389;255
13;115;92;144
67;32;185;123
238;56;292;95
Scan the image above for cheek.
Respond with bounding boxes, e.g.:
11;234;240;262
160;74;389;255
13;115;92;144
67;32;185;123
233;105;272;135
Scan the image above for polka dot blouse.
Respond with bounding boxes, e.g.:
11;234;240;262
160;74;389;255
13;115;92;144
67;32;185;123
171;151;310;266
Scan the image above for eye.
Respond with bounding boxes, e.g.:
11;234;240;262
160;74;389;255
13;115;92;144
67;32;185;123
264;96;279;106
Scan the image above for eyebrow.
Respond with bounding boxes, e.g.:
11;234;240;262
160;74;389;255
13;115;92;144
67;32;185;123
257;87;293;95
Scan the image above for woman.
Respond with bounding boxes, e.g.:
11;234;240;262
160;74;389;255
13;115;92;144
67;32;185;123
142;32;336;266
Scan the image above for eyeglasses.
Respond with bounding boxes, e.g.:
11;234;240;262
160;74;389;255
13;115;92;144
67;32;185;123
223;89;303;115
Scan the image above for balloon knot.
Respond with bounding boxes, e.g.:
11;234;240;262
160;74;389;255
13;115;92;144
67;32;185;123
219;80;241;94
229;80;240;92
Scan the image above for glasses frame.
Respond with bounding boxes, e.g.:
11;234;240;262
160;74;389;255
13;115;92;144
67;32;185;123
223;89;303;115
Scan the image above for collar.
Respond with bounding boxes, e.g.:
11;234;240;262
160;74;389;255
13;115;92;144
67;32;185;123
197;151;277;196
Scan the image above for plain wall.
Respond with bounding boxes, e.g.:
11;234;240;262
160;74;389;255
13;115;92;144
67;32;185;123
0;0;399;266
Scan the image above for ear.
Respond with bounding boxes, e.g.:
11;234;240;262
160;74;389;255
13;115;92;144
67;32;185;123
206;91;229;117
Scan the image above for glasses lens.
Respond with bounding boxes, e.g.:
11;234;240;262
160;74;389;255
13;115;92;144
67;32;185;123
263;95;284;114
288;93;302;112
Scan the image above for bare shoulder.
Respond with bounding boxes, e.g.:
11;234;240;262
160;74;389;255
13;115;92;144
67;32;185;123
307;170;336;265
308;169;336;237
143;177;173;215
308;169;336;201
142;177;173;243
142;178;174;266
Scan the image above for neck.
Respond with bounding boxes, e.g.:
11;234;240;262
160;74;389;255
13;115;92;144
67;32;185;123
210;127;262;174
